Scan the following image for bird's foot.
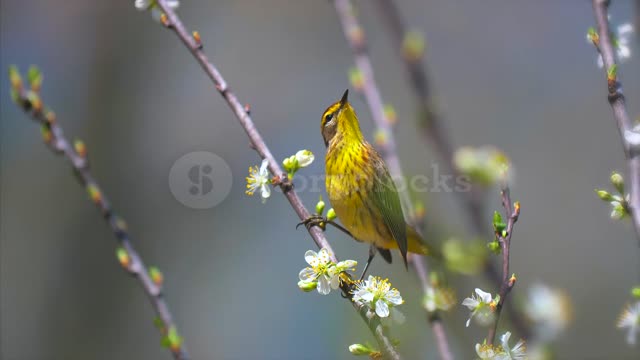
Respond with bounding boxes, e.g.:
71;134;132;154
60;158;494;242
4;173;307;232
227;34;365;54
296;216;356;240
296;215;327;231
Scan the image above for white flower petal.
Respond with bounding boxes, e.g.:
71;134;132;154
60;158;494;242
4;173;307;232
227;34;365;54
336;259;357;270
330;274;340;289
260;184;271;199
500;331;512;351
360;291;374;303
295;150;315;167
375;299;390;318
462;298;479;309
317;248;331;264
304;250;318;265
475;288;493;303
298;267;316;282
385;289;403;305
259;158;269;175
317;275;331;295
465;317;472;327
618;23;634;36
135;0;150;10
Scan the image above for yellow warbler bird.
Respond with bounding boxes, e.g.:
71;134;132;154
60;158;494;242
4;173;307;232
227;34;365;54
313;89;431;274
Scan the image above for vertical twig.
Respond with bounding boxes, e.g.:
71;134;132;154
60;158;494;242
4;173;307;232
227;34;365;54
151;1;401;358
331;1;453;359
487;184;520;345
9;74;190;360
591;0;640;245
636;0;640;43
372;0;531;338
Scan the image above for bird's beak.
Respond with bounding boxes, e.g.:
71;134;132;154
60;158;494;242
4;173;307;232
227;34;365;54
339;89;349;108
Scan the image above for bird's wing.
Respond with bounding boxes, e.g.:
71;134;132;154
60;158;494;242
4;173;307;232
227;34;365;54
371;152;408;267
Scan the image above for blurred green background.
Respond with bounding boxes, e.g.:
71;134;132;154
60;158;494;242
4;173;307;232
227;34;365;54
1;0;639;359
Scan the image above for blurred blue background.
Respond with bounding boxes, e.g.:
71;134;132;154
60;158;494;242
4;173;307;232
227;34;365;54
1;0;639;359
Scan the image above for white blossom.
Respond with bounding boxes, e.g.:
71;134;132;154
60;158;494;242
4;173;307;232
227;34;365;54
525;283;571;341
246;159;271;203
462;288;498;327
618;301;640;345
352;275;404;320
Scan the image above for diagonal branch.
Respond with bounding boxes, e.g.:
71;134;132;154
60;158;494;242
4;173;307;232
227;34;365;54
371;0;530;339
151;1;401;358
487;184;520;345
591;0;640;245
331;1;453;359
9;70;190;360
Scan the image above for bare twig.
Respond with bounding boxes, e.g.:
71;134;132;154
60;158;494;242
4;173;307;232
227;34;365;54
9;70;189;360
331;1;453;359
372;0;531;339
636;0;640;43
151;1;401;358
591;0;640;245
487;184;520;345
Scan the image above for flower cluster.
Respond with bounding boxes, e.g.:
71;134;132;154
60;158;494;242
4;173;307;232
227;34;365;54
283;150;314;179
298;248;356;295
423;273;456;313
453;146;510;187
596;172;629;220
352;275;404;323
588;22;634;68
462;288;500;327
475;332;526;360
525;283;572;342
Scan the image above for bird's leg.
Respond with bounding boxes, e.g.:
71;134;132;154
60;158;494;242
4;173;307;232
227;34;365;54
296;216;355;239
359;245;377;281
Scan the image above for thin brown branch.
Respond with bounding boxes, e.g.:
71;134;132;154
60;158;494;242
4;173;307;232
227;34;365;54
9;74;189;360
372;0;531;339
331;1;453;359
487;184;520;345
592;0;640;245
152;1;401;358
636;0;640;44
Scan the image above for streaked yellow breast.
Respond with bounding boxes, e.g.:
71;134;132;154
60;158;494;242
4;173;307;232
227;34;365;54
325;140;394;248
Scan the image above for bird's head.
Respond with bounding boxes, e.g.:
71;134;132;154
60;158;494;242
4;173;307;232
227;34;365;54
320;89;363;147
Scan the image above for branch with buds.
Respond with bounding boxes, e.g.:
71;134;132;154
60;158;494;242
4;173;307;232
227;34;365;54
371;0;532;341
487;182;520;345
149;1;401;358
331;1;453;359
7;66;189;360
590;0;640;246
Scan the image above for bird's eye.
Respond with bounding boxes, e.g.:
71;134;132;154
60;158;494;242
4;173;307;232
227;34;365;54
324;113;334;125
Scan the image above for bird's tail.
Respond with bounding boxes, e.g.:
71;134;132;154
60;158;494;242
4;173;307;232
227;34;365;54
407;226;442;260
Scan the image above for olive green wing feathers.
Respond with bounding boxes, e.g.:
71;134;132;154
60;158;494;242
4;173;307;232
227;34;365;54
370;154;409;268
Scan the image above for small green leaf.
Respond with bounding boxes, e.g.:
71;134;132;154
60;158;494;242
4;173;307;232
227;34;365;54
27;65;42;89
492;211;506;233
487;241;501;254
